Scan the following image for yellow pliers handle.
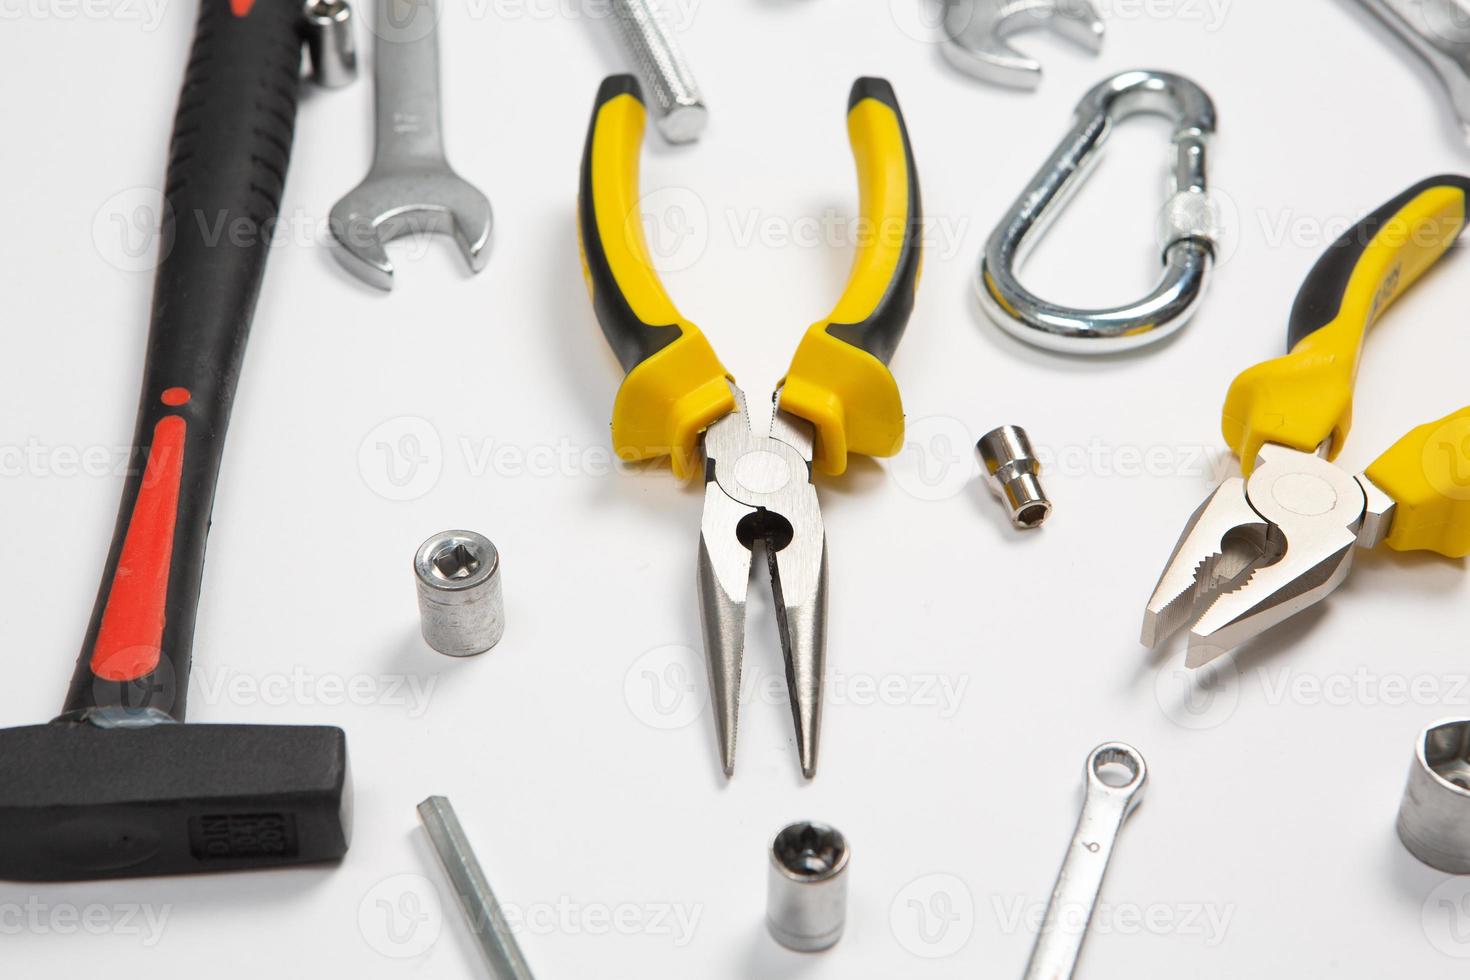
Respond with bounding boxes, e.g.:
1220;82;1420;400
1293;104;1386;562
576;75;922;478
779;78;923;476
576;75;732;480
1222;175;1470;556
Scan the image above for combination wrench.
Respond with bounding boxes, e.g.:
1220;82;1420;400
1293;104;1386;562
1023;743;1147;980
330;0;492;289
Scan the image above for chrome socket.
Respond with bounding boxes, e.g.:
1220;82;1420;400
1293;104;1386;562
1397;719;1470;873
414;530;505;657
977;425;1051;529
302;0;358;89
766;821;849;952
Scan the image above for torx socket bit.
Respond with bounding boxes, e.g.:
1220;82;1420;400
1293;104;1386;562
977;425;1051;529
766;821;849;952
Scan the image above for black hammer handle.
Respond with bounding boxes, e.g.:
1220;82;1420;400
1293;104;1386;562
61;0;305;721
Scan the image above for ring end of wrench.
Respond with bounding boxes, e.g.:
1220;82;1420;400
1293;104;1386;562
1085;742;1147;816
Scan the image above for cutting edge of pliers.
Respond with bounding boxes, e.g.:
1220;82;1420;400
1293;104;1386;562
575;74;922;777
1144;175;1470;666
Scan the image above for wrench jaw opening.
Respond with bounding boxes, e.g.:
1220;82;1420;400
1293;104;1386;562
329;176;493;290
941;0;1104;89
327;0;493;290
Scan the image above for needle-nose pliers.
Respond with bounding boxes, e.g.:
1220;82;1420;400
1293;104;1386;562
1144;176;1470;666
577;75;922;778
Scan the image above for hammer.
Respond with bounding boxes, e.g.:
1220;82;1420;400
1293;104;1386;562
0;0;353;881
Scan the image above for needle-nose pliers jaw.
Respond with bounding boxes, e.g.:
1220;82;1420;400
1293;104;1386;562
698;385;828;778
577;75;922;778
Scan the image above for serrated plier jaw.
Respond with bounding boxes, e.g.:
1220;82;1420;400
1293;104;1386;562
1143;443;1393;667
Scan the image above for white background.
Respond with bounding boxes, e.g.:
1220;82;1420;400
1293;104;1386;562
4;0;1470;975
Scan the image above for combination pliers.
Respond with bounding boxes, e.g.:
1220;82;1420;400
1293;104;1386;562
1144;176;1470;666
577;75;922;778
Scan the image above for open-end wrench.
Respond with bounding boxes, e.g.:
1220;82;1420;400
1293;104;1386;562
1023;744;1147;980
1353;0;1470;143
942;0;1104;90
330;0;491;289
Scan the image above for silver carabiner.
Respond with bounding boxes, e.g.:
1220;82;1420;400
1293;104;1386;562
978;70;1219;354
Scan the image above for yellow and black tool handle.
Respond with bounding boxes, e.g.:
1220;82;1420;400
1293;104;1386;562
577;75;733;480
576;75;922;478
1222;175;1470;556
778;77;923;475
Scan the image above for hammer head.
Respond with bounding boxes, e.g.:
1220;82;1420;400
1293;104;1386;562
0;722;350;881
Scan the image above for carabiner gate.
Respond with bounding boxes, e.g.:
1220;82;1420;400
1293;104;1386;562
978;70;1219;354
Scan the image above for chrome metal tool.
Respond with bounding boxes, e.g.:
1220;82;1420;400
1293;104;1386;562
1353;0;1470;143
609;0;706;142
978;70;1218;353
766;821;850;952
1023;744;1147;980
1397;719;1470;873
303;0;358;88
1142;177;1470;667
942;0;1104;89
330;0;492;288
414;531;506;657
418;796;536;979
977;426;1051;529
699;390;828;778
577;76;922;779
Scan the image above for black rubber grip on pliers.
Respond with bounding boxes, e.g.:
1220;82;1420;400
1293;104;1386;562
826;76;923;367
1287;174;1470;350
62;0;305;721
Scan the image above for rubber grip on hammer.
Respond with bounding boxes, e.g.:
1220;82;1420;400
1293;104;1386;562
62;0;306;721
